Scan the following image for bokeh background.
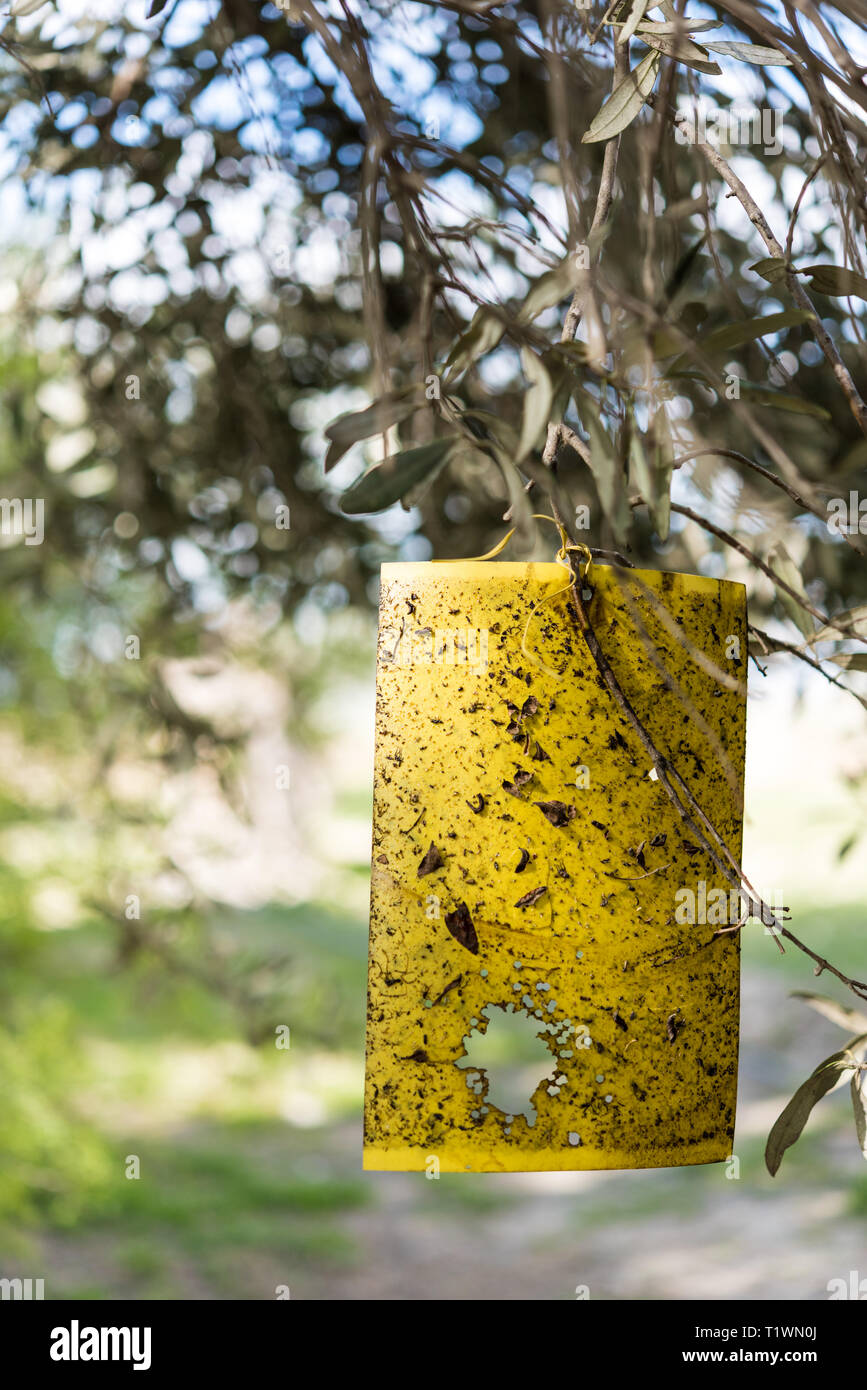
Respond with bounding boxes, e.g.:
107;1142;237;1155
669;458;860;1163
1;0;866;1300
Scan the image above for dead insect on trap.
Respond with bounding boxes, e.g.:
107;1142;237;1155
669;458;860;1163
363;548;747;1172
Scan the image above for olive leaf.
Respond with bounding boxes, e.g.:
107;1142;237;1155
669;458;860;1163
792;992;867;1035
496;455;537;547
633;18;722;34
339;438;455;514
808;604;867;644
447;257;586;375
443;308;505;379
663;233;707;305
517;348;554;462
765;1050;857;1176
543;349;578;427
737;382;831;420
830;653;867;671
516;257;583;325
702;41;792;66
696;310;809;355
461;408;521;458
797;264;867;300
749;256;789;285
852;1070;867;1158
574;388;629;542
668;310;809;373
616;0;651;46
650;405;674;541
629;431;654;515
324;389;422;472
769;541;815;640
639;34;721;75
582;51;661;145
629;407;674;541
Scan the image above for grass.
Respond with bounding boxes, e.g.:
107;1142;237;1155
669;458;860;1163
418;1174;520;1214
112;1140;369;1224
32;1124;366;1299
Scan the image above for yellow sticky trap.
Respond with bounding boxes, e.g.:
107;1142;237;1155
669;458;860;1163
364;561;747;1172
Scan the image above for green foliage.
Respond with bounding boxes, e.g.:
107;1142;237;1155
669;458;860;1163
582;51;661;143
0;1004;113;1232
766;994;867;1176
765;1050;859;1177
340;438;456;515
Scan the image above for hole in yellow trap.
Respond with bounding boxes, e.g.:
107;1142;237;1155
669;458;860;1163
456;1004;558;1129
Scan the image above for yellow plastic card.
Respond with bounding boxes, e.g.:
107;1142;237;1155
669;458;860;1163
363;561;747;1172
